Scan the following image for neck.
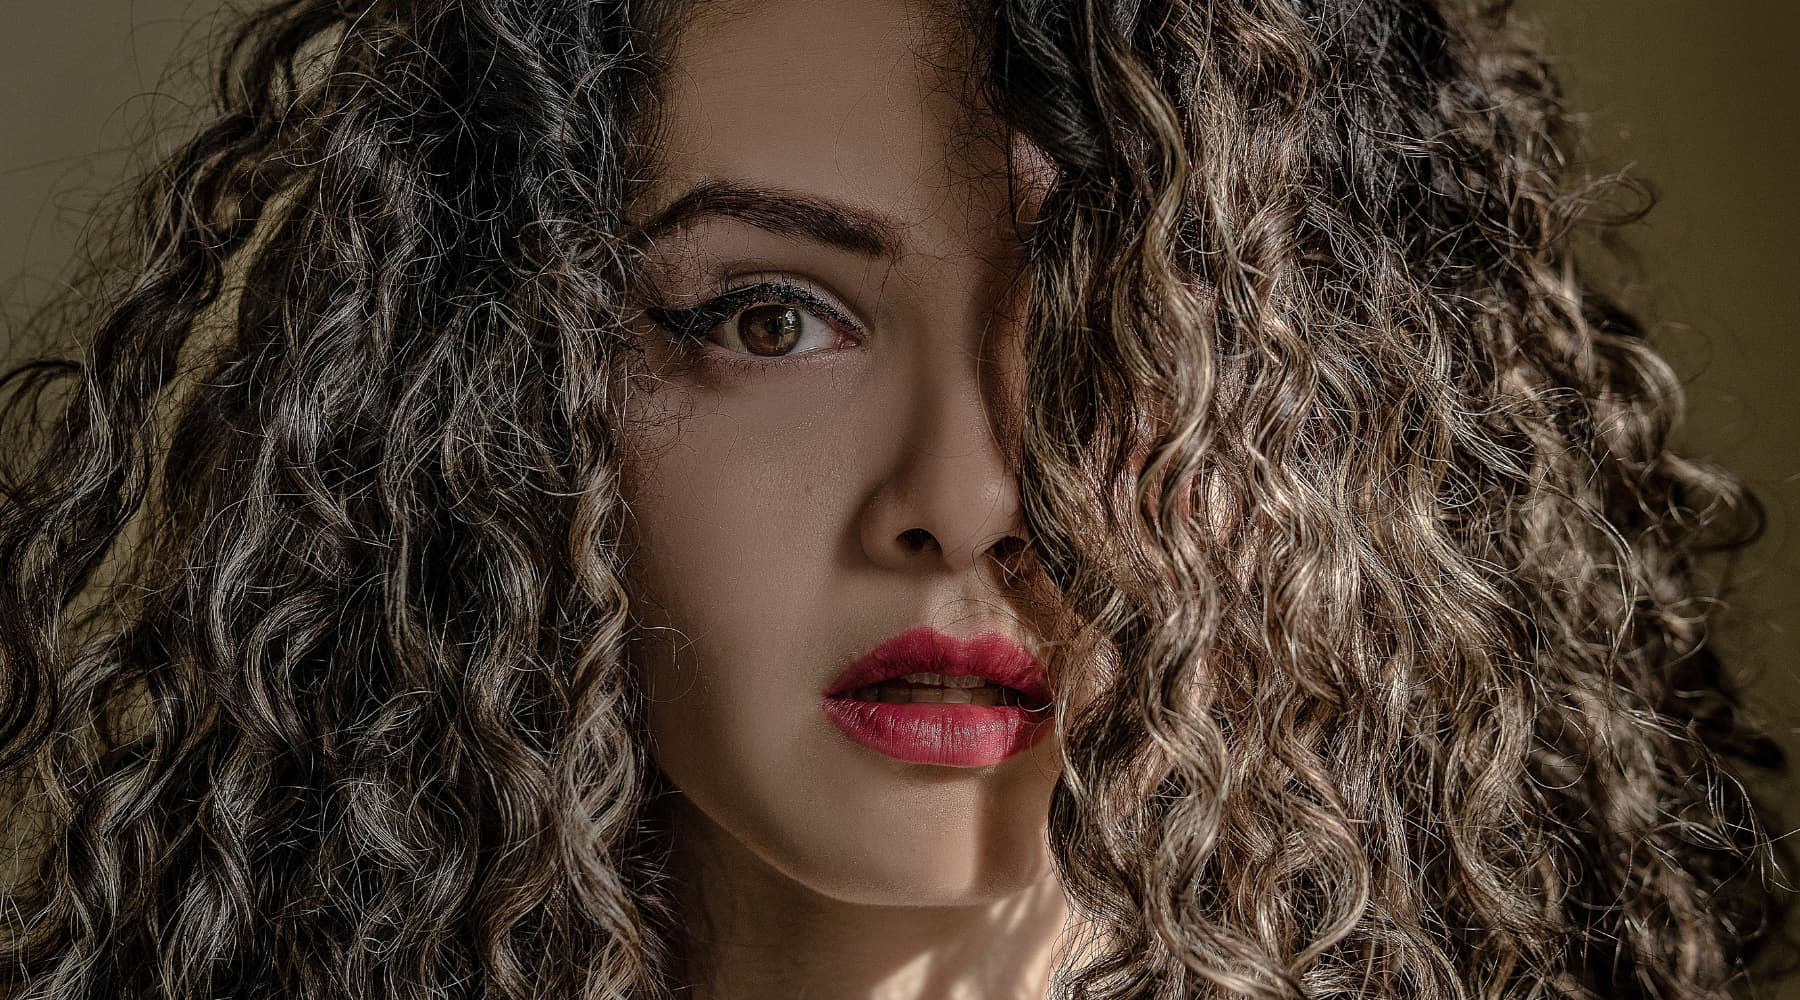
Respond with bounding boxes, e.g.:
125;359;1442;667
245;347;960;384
667;794;1073;1000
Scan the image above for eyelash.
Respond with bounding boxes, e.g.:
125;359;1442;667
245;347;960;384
645;278;864;374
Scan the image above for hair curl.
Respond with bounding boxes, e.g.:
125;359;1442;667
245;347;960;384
0;0;1791;997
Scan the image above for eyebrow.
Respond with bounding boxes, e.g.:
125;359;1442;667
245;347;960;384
628;179;907;260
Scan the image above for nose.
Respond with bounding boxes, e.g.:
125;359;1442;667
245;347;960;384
858;329;1032;591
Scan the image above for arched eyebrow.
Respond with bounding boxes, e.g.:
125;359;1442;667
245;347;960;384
628;179;906;260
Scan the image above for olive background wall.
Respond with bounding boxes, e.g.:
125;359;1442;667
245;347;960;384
2;0;1796;969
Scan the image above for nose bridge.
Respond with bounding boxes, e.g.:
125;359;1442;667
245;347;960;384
862;300;1027;578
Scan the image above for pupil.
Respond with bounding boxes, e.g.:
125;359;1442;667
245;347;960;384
740;304;802;355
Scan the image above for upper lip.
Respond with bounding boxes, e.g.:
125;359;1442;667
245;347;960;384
825;626;1053;705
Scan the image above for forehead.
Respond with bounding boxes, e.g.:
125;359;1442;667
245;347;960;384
642;0;1033;257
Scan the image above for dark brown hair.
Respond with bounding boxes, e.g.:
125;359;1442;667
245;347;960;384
1;0;1790;997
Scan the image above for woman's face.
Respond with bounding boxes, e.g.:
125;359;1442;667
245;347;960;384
616;0;1064;907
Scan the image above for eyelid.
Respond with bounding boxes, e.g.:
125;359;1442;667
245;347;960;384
676;277;862;332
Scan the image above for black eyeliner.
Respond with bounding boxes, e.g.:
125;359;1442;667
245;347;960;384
645;279;859;343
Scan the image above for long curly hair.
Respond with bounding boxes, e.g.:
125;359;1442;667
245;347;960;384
0;0;1790;997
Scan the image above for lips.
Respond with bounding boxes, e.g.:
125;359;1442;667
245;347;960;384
820;626;1055;767
824;626;1053;703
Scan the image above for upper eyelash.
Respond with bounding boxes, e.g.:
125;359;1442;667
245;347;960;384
644;279;863;348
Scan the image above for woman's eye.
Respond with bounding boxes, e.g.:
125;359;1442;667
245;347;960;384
645;281;860;363
724;301;834;358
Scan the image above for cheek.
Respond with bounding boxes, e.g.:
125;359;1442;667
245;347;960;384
615;362;869;624
620;449;826;869
619;421;833;626
616;395;840;751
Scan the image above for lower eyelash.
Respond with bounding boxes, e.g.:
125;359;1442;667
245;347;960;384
696;344;803;377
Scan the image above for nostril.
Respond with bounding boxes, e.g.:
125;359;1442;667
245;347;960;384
899;527;933;552
989;535;1032;584
990;535;1026;560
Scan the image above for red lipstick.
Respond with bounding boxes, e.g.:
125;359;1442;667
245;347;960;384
821;626;1054;767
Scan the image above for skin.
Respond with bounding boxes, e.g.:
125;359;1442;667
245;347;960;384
613;0;1078;996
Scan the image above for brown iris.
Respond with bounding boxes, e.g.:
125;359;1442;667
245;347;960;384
739;304;803;356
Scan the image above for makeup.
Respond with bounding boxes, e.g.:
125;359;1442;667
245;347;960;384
821;627;1054;767
644;277;863;373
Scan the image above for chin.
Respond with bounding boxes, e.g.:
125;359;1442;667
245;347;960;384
766;828;1060;908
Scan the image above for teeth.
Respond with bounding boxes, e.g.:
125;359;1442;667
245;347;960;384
897;672;988;689
847;682;1014;706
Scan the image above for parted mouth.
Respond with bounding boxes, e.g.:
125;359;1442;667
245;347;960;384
824;626;1054;710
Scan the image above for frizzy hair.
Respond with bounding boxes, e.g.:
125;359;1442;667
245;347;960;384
0;2;1788;1000
991;0;1793;996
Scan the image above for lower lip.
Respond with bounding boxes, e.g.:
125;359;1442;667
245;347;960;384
820;696;1053;767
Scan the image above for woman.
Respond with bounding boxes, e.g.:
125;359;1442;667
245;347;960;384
0;0;1789;997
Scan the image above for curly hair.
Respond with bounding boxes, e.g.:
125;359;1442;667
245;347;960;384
0;0;1790;997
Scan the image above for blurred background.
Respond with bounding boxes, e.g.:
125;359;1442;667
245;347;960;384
2;0;1796;984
